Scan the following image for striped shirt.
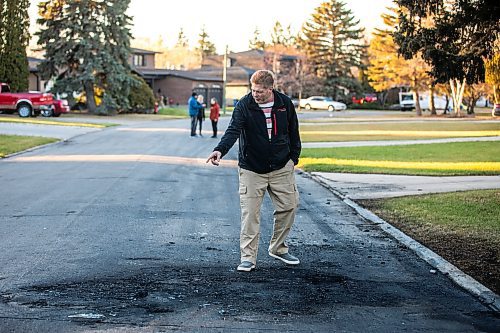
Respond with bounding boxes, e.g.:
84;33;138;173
258;101;274;140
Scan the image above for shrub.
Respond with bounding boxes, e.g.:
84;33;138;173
127;74;155;113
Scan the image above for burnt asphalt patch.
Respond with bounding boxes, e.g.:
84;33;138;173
2;242;499;332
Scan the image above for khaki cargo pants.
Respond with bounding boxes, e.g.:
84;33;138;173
238;159;299;264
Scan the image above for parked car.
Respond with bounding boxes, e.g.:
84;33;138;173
46;98;70;117
299;96;347;111
0;82;54;117
352;93;378;104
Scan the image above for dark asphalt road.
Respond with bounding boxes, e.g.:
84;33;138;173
0;118;498;332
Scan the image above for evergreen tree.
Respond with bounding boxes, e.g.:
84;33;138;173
176;28;189;48
300;0;366;100
0;0;30;92
248;27;266;50
37;0;136;114
394;0;500;117
196;26;217;59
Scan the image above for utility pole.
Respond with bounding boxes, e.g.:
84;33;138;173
222;45;228;115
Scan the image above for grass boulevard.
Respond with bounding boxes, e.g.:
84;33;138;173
0;109;499;294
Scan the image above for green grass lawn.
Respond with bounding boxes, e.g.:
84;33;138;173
157;106;189;117
359;189;500;293
300;141;500;175
300;120;500;142
0;134;58;157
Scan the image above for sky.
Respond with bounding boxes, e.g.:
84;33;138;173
29;0;394;54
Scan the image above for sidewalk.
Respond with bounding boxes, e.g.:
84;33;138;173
312;172;500;199
303;136;500;198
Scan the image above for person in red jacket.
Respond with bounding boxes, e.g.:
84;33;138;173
206;70;301;272
209;97;220;138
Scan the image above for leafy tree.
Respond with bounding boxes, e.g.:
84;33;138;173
263;44;304;97
0;0;30;92
249;27;266;50
394;0;500;117
463;82;491;114
37;0;136;115
300;0;366;101
367;6;432;115
176;28;189;48
264;21;303;96
196;26;216;60
270;21;295;47
485;54;500;116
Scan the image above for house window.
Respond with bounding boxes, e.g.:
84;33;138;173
133;54;145;67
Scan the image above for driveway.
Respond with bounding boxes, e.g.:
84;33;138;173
0;117;498;332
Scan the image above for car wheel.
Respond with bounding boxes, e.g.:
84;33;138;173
41;107;54;117
328;105;334;112
17;103;32;117
305;104;311;110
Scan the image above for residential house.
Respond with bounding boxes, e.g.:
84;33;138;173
28;57;45;92
27;47;299;106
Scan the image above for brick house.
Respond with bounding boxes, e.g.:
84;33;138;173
131;48;252;106
27;47;298;106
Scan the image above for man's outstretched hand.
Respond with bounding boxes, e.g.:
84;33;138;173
206;151;222;166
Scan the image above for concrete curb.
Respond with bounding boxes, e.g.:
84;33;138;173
307;172;500;313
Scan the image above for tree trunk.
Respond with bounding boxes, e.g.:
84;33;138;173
444;95;450;115
449;78;466;117
84;81;97;114
380;91;387;108
415;90;422;116
430;85;436;115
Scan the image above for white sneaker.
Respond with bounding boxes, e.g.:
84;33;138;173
237;261;255;272
269;252;300;265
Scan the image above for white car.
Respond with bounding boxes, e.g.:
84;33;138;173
299;96;347;111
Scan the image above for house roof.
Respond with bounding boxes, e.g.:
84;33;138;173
202;49;266;69
135;66;254;85
131;47;158;55
135;68;222;82
28;57;42;72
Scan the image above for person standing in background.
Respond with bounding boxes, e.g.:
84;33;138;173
188;92;203;137
209;97;220;138
196;94;206;136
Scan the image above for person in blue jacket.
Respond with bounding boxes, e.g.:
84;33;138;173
188;92;203;137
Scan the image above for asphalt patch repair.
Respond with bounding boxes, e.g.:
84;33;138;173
1;244;499;331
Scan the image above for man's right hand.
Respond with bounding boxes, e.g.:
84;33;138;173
206;151;222;166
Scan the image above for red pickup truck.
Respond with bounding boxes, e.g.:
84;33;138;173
0;82;69;117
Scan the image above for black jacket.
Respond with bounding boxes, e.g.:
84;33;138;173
214;90;301;174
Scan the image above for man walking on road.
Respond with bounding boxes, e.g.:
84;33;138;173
206;70;301;272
